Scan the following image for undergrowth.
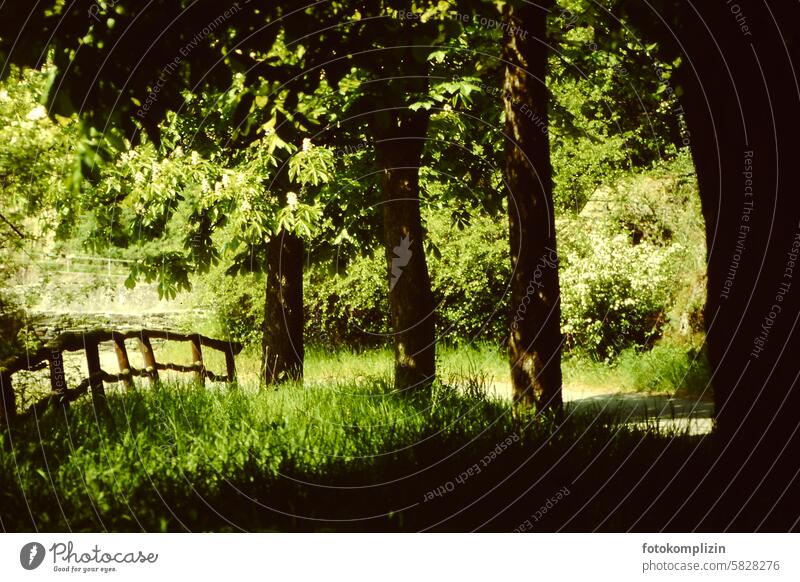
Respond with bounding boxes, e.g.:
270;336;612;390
1;376;714;532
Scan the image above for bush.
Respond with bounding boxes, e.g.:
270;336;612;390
0;294;27;361
558;155;705;358
558;222;685;358
305;250;389;348
303;210;511;348
550;133;629;212
427;212;510;343
193;268;265;347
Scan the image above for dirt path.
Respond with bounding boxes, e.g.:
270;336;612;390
487;380;713;435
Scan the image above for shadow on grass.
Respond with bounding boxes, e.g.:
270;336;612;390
0;379;793;532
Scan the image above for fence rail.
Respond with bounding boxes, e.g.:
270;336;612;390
20;254;136;281
0;329;242;425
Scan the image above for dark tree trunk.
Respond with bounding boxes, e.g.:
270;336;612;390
262;230;304;385
638;0;800;529
0;372;15;429
502;0;563;413
373;112;436;392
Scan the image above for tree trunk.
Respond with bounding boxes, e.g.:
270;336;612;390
657;1;800;529
502;0;563;413
373;112;436;392
262;229;304;385
0;372;15;429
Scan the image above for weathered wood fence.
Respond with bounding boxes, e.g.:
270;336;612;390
0;329;242;425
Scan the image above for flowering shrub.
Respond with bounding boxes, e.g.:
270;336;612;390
558;222;686;358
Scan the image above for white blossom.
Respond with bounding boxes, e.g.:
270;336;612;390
26;105;47;121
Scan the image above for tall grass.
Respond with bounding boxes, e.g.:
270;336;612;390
0;373;715;532
155;340;709;397
563;343;712;398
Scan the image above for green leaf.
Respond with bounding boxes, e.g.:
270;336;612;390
408;100;434;112
427;50;447;63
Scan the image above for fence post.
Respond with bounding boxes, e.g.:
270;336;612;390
138;335;159;385
48;350;69;410
0;372;16;428
113;334;134;390
85;339;106;409
225;346;237;385
190;336;205;386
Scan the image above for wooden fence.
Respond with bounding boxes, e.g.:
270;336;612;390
0;329;242;425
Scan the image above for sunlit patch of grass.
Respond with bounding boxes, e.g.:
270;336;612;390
305;345;394;385
562;343;712;398
437;343;508;386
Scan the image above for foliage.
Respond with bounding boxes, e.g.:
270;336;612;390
558;222;684;358
82;94;335;299
193;268;265;348
303;209;508;348
300;156;704;357
427;211;510;343
305;251;389;349
0;67;79;227
0;297;27;361
0;1;707;377
557;155;703;358
548;0;686;212
0;67;80;359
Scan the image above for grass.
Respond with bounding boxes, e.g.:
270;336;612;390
9;337;710;414
304;343;510;388
305;341;712;398
563;343;712;398
0;369;723;532
0;341;721;532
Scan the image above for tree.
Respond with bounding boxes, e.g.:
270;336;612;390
283;1;470;391
502;0;563;412
1;1;465;392
373;112;437;390
0;66;82;360
546;0;686;213
616;0;800;529
0;1;330;387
